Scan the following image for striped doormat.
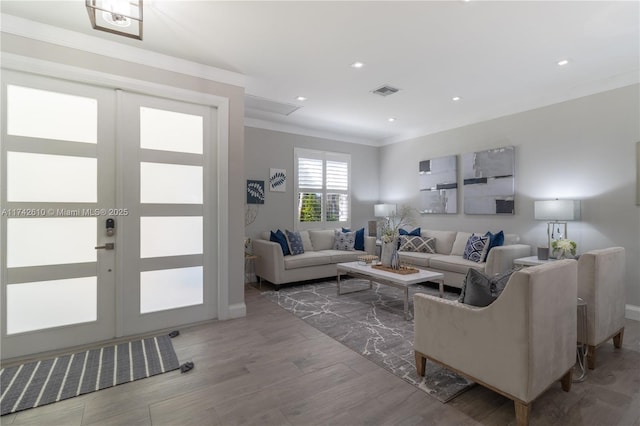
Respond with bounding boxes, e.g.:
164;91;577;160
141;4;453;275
0;334;182;416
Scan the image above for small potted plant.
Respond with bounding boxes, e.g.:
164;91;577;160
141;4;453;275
551;238;577;259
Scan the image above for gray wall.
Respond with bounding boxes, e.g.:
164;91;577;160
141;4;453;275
379;84;640;307
244;127;379;241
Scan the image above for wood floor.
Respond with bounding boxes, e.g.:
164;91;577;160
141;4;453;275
2;284;639;426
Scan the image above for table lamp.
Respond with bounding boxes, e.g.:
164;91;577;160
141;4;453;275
534;199;581;251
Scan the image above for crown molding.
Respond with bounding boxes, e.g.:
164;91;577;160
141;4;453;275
244;117;378;147
1;13;246;88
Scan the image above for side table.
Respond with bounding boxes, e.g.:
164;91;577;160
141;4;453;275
574;298;588;382
514;256;587;382
513;256;556;267
244;254;257;285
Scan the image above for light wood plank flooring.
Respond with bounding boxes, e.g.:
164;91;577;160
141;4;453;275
2;284;639;426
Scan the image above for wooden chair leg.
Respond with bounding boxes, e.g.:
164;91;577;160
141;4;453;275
415;351;426;377
587;345;596;370
613;328;624;349
514;401;531;426
560;369;572;392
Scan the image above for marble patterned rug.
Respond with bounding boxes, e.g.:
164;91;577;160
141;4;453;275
262;278;474;403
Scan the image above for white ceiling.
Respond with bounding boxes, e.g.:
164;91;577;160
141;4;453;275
1;1;639;145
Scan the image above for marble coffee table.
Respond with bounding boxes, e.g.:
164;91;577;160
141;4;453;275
336;261;444;320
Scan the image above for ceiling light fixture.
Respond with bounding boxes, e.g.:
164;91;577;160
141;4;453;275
350;61;365;68
388;117;396;122
557;59;569;66
295;96;307;101
452;96;461;101
86;0;143;40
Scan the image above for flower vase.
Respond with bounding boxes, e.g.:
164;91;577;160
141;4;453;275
381;240;397;267
391;250;400;270
553;249;572;260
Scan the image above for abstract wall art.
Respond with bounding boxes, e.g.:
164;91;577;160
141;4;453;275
269;168;286;192
246;180;265;204
462;146;515;215
419;155;458;214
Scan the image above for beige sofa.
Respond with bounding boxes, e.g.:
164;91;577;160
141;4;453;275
253;229;376;288
398;230;531;288
414;260;578;425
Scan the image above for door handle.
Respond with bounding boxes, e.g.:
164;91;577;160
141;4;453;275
95;243;115;250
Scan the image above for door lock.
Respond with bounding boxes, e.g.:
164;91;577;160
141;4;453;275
95;243;115;250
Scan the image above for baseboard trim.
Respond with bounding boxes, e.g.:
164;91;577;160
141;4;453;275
228;302;247;319
626;304;640;321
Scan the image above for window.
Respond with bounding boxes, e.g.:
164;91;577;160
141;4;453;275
295;148;350;229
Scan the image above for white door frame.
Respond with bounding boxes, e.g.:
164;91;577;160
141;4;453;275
1;54;233;335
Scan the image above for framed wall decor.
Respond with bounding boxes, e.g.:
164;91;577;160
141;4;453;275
269;168;286;192
419;154;458;214
246;180;265;204
462;146;515;215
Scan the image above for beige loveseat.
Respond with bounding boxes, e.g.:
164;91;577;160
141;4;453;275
398;230;531;288
253;229;376;288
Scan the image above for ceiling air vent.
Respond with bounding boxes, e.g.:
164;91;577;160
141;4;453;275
372;85;400;97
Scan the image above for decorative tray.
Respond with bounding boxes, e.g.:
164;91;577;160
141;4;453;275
371;265;419;275
357;255;379;264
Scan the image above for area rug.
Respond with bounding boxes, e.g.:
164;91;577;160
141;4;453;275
0;334;181;416
262;279;474;403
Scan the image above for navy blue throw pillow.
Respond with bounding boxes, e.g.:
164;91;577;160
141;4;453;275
342;227;365;251
270;229;290;256
483;230;505;261
399;227;421;236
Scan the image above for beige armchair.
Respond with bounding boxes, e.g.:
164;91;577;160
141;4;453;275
577;247;626;369
414;260;577;426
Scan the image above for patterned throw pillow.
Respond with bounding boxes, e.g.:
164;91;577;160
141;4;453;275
333;230;356;251
285;230;305;255
342;227;365;251
398;236;436;253
462;234;489;263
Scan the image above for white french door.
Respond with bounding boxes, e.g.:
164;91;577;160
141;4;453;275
1;71;217;360
1;71;117;359
118;91;217;336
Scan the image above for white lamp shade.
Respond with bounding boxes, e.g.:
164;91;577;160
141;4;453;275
374;203;396;217
534;200;581;221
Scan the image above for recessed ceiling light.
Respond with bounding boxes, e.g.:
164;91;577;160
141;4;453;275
296;96;307;101
557;59;569;66
388;117;396;122
350;61;365;69
452;96;461;101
